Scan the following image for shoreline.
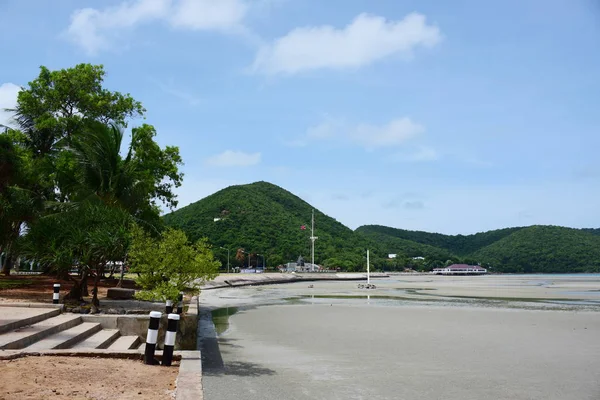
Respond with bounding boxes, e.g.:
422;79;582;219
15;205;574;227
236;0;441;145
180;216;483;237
200;272;390;290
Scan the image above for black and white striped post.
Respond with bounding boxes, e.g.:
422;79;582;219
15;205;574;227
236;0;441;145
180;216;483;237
165;299;173;314
162;313;180;366
144;311;162;365
52;284;60;304
176;292;183;314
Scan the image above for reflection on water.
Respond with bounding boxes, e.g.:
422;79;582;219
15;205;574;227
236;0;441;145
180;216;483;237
211;307;238;335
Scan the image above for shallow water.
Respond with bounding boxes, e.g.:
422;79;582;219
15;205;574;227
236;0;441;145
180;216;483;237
200;274;600;400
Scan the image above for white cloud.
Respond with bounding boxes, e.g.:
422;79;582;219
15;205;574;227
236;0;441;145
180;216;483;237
287;116;424;150
252;12;441;75
170;0;247;30
0;83;21;128
306;116;344;139
351;118;424;149
66;0;170;54
205;150;261;167
66;0;248;54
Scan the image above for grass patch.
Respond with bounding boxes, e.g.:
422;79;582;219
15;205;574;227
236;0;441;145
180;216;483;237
0;279;33;290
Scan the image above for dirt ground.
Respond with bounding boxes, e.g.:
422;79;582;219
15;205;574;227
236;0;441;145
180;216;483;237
0;275;138;303
0;356;178;400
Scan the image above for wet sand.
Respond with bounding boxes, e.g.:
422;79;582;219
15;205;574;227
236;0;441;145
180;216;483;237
200;275;600;400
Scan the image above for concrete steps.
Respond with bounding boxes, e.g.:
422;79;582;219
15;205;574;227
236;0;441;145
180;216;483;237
0;314;82;350
25;322;102;350
108;335;140;350
71;329;120;349
0;308;61;335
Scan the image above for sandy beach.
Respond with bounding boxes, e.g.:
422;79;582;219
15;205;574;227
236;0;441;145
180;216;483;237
200;274;600;400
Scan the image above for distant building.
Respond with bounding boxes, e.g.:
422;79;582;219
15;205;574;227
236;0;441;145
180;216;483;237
388;254;397;259
432;264;487;275
279;257;321;272
412;256;425;260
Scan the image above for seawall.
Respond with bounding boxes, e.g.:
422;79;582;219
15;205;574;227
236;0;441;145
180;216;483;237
200;272;389;290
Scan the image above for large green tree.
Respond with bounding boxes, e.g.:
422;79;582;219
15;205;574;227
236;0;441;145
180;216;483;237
4;64;185;309
0;131;40;275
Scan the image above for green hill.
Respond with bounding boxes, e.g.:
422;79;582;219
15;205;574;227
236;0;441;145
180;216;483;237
356;225;523;255
357;224;600;273
471;225;600;273
162;181;378;270
163;181;600;273
355;229;453;261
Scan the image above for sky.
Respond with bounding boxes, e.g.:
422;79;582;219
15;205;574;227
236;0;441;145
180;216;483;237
1;0;599;234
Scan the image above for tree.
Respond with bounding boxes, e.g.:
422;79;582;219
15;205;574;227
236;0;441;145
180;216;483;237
17;119;183;309
2;63;184;299
0;64;150;277
11;64;144;150
235;248;246;267
21;202;131;311
0;132;40;275
128;226;220;303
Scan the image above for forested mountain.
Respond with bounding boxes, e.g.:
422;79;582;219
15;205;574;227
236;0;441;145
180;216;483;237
356;225;523;255
162;181;379;270
164;181;600;273
354;229;453;261
357;224;600;273
471;226;600;273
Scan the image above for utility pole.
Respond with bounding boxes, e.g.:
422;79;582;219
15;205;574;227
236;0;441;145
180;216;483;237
310;209;318;272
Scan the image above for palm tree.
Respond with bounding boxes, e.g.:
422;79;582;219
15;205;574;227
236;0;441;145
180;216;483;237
23;122;154;310
0;134;41;275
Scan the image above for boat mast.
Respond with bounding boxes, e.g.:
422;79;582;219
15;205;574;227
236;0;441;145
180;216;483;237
367;249;370;285
310;209;318;272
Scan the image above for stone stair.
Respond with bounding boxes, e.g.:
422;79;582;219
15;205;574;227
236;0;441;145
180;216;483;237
71;329;120;349
107;335;140;350
25;322;102;350
0;307;144;351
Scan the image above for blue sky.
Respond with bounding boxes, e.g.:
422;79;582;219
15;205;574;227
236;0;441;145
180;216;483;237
1;0;599;234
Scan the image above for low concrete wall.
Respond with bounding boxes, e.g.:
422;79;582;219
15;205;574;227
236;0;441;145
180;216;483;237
81;296;198;350
201;272;390;290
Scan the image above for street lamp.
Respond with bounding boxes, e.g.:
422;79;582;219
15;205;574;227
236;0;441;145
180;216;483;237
219;247;230;274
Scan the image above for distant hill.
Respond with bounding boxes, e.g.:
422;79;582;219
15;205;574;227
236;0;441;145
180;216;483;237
355;225;523;255
471;225;600;273
163;181;600;273
162;181;376;270
356;224;600;273
355;229;453;261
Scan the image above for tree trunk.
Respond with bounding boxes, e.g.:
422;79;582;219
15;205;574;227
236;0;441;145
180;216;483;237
81;269;89;297
65;269;88;302
1;253;13;276
91;266;103;314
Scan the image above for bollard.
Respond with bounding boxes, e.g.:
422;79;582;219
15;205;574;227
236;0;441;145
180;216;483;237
144;311;162;365
176;292;183;314
162;313;180;366
53;284;60;304
166;299;173;314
